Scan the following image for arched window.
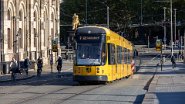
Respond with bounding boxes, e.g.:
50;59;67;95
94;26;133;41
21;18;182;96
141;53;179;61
7;28;12;49
34;11;37;21
19;11;23;21
7;10;11;20
51;13;54;37
19;28;23;48
34;28;37;47
51;13;54;21
44;11;46;46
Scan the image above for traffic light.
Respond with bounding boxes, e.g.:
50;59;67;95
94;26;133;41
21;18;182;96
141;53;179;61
156;39;162;51
52;39;58;52
52;44;58;52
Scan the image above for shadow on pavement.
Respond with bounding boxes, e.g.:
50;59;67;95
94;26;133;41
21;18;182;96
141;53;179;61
156;92;185;104
133;94;145;104
0;72;76;86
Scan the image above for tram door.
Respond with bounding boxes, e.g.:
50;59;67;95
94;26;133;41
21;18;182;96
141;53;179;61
108;43;117;80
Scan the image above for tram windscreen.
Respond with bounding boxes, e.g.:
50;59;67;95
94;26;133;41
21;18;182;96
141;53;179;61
76;34;105;65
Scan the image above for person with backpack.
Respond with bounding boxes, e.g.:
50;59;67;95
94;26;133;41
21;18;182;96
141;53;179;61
171;55;176;68
56;55;63;74
10;57;18;80
24;57;30;75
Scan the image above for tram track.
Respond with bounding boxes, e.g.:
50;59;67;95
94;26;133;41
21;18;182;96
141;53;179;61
13;84;104;104
0;72;107;104
0;74;75;97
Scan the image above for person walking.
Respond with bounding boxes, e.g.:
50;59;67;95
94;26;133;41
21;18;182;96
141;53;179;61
178;50;181;61
10;57;18;80
50;54;53;73
171;55;176;68
37;56;43;77
24;57;30;75
56;55;63;74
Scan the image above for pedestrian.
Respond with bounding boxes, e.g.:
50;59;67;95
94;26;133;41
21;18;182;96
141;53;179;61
171;55;176;68
9;57;18;80
56;55;63;74
37;56;43;77
182;52;184;60
50;54;53;73
65;51;68;60
178;50;181;60
24;57;30;75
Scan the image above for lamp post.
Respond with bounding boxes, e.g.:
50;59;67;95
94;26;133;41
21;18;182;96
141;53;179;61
170;0;173;56
140;0;143;25
163;7;167;49
107;6;109;28
174;9;177;46
95;0;109;28
16;17;20;71
85;0;87;25
155;0;173;55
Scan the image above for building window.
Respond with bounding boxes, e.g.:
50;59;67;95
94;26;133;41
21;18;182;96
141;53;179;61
34;11;37;21
51;13;54;21
19;28;23;48
19;11;23;21
7;10;11;20
44;11;46;46
51;28;54;37
8;28;12;49
34;28;37;47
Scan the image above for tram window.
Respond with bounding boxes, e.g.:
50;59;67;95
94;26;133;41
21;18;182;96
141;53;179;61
123;48;127;64
102;43;107;65
117;46;122;64
108;43;115;65
128;50;130;63
121;47;124;64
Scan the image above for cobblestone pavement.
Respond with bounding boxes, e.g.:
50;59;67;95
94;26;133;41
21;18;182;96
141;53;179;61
0;60;73;82
142;61;185;104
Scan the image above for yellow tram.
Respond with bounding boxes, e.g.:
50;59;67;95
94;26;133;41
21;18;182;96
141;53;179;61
73;26;134;83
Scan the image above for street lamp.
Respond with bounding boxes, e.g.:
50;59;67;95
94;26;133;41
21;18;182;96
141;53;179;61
14;16;20;71
107;6;109;28
174;9;177;46
163;7;167;49
85;0;87;25
155;0;173;56
140;0;143;25
95;0;110;28
170;0;173;56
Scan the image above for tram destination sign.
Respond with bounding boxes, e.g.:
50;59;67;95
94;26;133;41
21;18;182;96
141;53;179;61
76;35;102;43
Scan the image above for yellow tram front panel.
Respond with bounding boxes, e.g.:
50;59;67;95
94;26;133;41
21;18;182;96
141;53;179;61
73;65;111;82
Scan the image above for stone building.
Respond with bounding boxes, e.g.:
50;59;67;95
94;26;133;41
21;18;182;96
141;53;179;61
0;0;60;64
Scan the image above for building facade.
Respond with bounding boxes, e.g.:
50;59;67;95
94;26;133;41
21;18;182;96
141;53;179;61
0;0;60;64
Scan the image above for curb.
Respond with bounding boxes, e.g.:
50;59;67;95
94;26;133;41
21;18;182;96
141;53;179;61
0;75;35;83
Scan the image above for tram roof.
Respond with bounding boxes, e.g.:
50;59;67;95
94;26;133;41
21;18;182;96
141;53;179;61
77;26;133;46
76;26;109;34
